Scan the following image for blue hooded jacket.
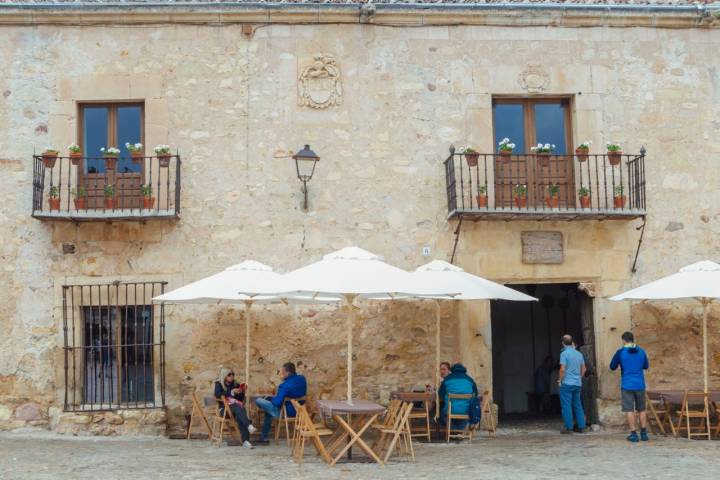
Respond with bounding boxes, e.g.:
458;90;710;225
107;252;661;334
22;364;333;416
610;344;649;391
438;363;478;416
270;373;307;417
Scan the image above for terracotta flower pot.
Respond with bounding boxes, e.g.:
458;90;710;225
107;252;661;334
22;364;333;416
104;197;115;209
545;196;560;208
514;196;527;208
104;156;118;170
575;147;589;162
158;154;171;168
536;153;551;168
69;152;82;166
48;197;60;211
607;151;622;166
131;153;144;165
499;149;513;158
579;195;591;209
613;195;626;209
42;153;58;169
476;194;488;208
464;152;479;168
143;197;156;209
74;198;86;210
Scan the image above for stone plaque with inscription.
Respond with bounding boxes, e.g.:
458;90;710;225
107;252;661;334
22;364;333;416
521;231;563;264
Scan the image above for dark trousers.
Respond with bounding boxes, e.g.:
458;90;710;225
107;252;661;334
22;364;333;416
226;404;251;442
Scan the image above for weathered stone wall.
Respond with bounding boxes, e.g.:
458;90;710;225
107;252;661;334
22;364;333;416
1;19;719;433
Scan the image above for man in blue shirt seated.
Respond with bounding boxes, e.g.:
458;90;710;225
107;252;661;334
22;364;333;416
437;363;478;430
558;334;586;434
610;331;650;442
254;362;307;444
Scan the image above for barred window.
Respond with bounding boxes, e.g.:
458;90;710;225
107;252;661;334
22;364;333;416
62;282;166;412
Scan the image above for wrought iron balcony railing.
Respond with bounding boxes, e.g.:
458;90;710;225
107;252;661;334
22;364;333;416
443;148;646;220
32;154;181;221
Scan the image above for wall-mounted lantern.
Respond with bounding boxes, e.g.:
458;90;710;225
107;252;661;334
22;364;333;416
292;144;320;211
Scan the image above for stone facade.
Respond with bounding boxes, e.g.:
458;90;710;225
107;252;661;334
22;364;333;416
1;5;719;434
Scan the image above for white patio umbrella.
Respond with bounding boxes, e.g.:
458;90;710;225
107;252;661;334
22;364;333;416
610;260;720;392
153;260;340;383
410;260;537;392
237;247;459;402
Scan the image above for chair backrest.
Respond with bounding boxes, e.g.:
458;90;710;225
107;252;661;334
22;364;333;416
448;393;473;416
393;402;414;432
290;399;315;434
684;391;709;409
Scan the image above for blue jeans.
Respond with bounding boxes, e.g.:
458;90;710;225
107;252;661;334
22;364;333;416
559;384;586;431
255;397;280;440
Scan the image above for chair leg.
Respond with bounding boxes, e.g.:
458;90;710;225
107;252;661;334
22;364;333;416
383;433;401;464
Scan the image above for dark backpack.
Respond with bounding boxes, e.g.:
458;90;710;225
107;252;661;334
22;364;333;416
468;395;482;425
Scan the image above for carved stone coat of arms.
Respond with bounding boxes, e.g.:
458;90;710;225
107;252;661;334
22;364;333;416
298;53;342;109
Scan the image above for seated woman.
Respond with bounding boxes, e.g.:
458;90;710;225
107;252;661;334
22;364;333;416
214;367;256;448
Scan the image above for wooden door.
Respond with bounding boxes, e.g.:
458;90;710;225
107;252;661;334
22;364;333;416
492;98;575;208
79;103;144;209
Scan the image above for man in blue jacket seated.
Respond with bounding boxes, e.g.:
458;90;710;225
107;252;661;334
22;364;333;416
438;363;478;430
255;362;307;444
610;331;650;442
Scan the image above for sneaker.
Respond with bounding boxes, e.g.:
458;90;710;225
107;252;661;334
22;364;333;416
627;431;639;443
255;438;270;445
242;440;253;449
248;424;256;434
640;430;649;442
575;428;584;434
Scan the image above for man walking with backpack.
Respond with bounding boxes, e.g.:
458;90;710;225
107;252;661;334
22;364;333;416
610;331;650;442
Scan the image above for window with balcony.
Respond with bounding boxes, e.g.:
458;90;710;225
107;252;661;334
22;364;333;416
31;101;180;221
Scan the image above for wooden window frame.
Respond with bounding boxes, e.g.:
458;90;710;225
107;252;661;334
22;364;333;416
77;101;146;154
491;96;574;154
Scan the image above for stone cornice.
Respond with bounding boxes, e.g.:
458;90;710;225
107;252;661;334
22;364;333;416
0;3;718;29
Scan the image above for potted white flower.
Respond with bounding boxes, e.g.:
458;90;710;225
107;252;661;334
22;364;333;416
154;144;172;167
530;143;555;167
575;141;591;162
498;138;516;158
68;144;82;166
606;142;622;166
126;142;144;164
41;147;59;168
100;147;121;170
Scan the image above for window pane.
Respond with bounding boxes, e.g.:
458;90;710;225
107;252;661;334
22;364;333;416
121;306;154;403
534;103;567;154
493;103;525;154
82;107;108;174
116;106;142;173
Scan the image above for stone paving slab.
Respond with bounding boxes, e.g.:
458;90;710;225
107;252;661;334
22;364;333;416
0;429;718;480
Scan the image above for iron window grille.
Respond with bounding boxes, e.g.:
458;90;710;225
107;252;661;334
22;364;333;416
62;281;166;412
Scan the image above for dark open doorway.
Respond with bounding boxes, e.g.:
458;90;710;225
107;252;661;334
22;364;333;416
491;283;598;426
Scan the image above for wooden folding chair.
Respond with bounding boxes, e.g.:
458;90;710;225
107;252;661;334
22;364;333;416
274;396;307;446
480;391;497;437
290;399;334;465
372;399;402;430
186;391;214;440
406;394;432;442
646;392;675;436
446;394;474;443
675;391;711;440
375;401;415;463
210;397;242;446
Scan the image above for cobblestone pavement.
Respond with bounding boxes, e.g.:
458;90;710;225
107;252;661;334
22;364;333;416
1;428;718;480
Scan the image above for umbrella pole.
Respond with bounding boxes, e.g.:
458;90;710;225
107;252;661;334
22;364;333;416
435;300;441;420
702;299;709;394
346;294;357;404
245;301;252;385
